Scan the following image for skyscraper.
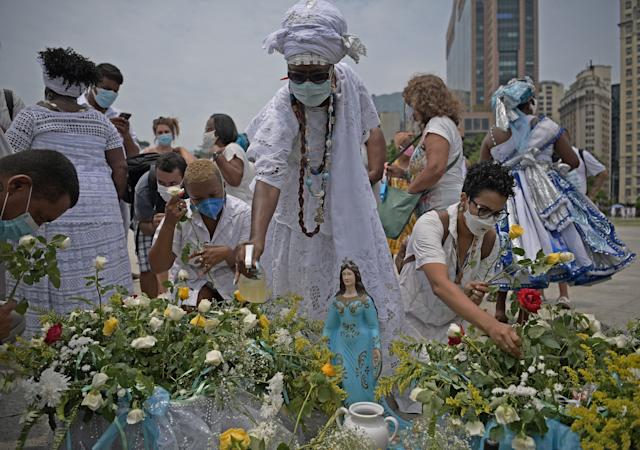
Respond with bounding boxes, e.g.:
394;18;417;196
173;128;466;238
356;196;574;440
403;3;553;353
619;0;640;204
559;64;612;196
612;83;620;203
446;0;539;114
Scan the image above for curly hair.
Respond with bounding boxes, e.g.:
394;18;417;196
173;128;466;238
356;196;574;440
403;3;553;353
152;116;180;137
183;159;222;186
38;47;99;89
403;74;462;125
463;161;515;200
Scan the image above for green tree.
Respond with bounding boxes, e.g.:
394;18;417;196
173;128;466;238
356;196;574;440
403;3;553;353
463;134;485;164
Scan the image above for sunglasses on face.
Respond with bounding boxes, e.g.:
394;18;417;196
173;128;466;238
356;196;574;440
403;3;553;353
470;200;508;221
287;69;332;85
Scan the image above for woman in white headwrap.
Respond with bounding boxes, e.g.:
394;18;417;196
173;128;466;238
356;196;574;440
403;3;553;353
236;0;401;368
480;77;635;319
6;48;132;334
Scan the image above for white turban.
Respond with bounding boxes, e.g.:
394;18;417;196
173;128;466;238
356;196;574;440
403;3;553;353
38;56;88;98
263;0;367;65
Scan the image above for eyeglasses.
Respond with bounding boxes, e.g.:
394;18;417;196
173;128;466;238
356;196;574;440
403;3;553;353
287;69;332;85
470;200;508;221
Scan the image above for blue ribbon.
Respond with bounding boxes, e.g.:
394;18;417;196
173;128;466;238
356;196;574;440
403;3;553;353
91;386;170;450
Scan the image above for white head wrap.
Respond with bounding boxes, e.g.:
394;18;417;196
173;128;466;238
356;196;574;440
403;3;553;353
38;56;88;98
263;0;367;65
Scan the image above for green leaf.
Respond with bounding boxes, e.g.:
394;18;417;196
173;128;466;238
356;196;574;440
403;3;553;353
540;335;561;350
276;444;290;450
15;300;28;315
317;385;330;403
512;247;525;256
527;326;547;340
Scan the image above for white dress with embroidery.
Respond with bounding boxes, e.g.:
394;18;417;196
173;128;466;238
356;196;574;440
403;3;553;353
247;63;402;366
6;105;133;335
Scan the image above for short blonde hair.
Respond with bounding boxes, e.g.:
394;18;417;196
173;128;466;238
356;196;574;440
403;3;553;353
183;159;222;185
403;74;461;125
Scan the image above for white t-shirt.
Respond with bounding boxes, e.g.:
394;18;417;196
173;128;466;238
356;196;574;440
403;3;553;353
572;147;606;195
220;142;255;205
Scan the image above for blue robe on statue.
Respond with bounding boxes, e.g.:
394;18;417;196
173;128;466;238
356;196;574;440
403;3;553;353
323;294;381;405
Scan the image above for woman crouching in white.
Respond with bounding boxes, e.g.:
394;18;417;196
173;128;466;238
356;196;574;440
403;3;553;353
400;161;521;357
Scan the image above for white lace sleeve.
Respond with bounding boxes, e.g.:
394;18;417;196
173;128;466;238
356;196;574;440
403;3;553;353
104;116;123;151
246;88;299;190
5;109;35;152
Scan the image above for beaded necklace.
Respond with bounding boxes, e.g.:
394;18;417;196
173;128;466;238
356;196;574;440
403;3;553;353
290;88;337;237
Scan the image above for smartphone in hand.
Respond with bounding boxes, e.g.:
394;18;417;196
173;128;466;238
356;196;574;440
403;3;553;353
119;112;132;120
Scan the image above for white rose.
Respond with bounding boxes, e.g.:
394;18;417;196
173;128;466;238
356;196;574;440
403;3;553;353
81;391;104;411
494;404;520;425
243;313;258;331
94;256;107;270
553;383;564;392
239;307;252;316
149;317;164;332
123;296;140;308
465;420;485;437
127;408;145;425
167;186;184;197
117;388;127;398
130;335;157;349
91;372;109;389
138;295;151;308
447;323;462;337
204;318;220;332
559;252;575;263
205;350;223;365
177;269;189;281
18;235;36;249
409;387;426;402
198;299;212;314
582;314;601;333
512;434;536;450
164;304;186;322
57;237;71;250
614;334;630;348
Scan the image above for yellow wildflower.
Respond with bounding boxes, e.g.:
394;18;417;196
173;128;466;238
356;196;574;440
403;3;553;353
321;362;336;377
102;317;118;337
219;428;251;450
189;314;206;328
178;287;190;301
509;224;525;240
545;252;561;265
233;290;247;304
294;337;310;352
259;314;269;330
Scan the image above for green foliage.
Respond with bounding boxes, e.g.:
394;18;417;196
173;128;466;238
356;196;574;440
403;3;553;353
462;134;484;165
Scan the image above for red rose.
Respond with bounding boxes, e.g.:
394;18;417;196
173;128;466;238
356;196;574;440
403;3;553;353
517;289;542;313
447;323;465;346
44;323;63;345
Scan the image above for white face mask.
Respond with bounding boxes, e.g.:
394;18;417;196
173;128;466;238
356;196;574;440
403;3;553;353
157;183;173;202
463;208;499;237
202;130;217;150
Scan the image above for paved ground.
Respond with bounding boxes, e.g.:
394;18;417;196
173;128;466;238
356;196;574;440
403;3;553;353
1;225;639;449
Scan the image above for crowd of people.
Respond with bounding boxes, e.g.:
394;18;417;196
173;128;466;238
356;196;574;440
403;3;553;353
0;0;635;401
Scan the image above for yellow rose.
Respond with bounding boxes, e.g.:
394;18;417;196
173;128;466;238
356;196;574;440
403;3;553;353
219;428;251;450
321;362;336;377
178;287;190;301
102;317;118;337
189;314;207;328
545;252;561;265
509;224;525;240
259;314;269;330
233;290;247;304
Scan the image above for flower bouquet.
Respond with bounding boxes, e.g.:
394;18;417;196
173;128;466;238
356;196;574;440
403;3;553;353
0;263;345;449
377;302;640;450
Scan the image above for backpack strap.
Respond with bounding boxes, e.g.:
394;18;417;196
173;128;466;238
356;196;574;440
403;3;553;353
4;89;13;120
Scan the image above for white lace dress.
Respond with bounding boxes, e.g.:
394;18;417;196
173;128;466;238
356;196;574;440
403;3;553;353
6;105;133;334
247;63;402;367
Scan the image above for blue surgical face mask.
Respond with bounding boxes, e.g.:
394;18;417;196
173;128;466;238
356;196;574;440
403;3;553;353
191;197;225;219
157;134;173;147
94;87;118;109
289;80;332;107
0;185;39;242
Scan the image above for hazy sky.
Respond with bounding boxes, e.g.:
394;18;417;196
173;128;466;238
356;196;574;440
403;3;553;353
0;0;620;148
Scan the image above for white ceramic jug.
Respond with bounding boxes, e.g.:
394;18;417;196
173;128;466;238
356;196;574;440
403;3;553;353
336;402;398;449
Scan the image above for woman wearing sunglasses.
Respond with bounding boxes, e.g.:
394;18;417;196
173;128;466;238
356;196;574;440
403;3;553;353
237;0;402;370
399;162;521;357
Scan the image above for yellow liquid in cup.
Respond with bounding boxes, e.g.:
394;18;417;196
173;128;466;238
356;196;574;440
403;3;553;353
237;274;269;303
